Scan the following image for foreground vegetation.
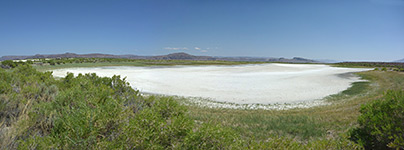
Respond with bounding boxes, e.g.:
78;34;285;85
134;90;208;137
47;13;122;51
1;59;404;149
1;65;245;149
349;90;404;149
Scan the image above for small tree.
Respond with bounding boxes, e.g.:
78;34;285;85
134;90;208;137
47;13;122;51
47;60;56;65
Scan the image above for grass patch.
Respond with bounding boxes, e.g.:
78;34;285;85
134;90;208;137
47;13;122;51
185;106;328;141
341;81;370;96
229;113;325;140
325;74;371;103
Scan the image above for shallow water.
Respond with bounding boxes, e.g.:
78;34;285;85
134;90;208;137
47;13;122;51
52;64;371;104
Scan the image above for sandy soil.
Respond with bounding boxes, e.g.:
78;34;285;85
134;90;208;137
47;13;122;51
52;64;371;104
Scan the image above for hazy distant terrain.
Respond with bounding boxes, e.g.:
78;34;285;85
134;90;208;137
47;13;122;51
394;58;404;62
0;52;319;63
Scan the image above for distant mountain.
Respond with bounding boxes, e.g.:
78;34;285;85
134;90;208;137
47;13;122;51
313;59;342;63
0;52;318;63
213;56;269;62
152;52;216;60
265;57;318;63
0;53;123;60
393;58;404;63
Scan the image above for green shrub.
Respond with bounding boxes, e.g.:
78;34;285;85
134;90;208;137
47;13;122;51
1;60;17;68
381;67;387;71
118;97;194;149
17;72;145;149
48;60;56;65
349;90;404;149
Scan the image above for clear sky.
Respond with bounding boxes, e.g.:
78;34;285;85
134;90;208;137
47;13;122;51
0;0;403;61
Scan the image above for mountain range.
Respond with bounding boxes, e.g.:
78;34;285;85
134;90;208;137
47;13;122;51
1;52;319;63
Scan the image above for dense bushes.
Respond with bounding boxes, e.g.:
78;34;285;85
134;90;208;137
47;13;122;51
1;60;29;68
349;90;404;149
0;65;243;149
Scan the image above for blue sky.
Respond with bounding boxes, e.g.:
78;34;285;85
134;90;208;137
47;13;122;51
0;0;403;61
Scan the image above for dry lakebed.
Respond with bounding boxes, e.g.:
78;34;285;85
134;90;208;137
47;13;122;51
52;63;371;108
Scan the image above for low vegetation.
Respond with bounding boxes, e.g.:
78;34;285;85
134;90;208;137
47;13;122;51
349;90;404;149
2;58;264;72
334;62;404;72
0;60;33;69
1;58;403;149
